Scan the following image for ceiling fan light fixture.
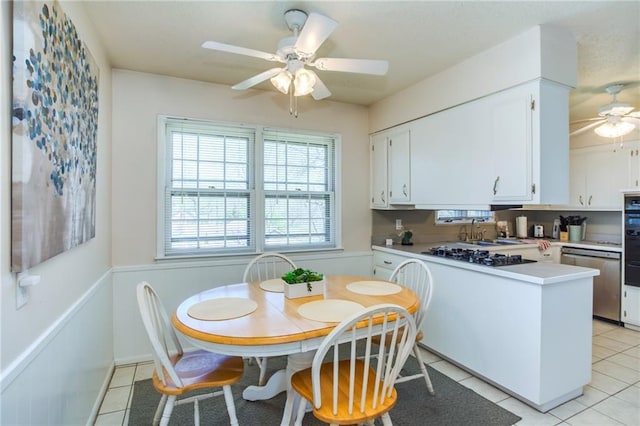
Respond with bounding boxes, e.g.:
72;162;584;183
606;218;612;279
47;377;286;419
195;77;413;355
270;71;291;94
598;102;634;117
293;68;316;96
594;120;635;138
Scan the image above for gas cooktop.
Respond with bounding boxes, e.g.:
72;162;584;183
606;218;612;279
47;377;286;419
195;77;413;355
421;246;537;267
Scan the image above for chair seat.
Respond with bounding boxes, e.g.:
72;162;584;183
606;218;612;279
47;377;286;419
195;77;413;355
153;349;244;396
291;359;398;425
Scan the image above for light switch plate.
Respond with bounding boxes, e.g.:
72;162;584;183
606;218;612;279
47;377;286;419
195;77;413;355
395;219;402;230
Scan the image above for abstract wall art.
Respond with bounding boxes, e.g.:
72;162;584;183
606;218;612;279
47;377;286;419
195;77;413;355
12;0;99;272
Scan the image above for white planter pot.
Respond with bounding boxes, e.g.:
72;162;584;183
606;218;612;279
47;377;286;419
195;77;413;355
284;279;325;299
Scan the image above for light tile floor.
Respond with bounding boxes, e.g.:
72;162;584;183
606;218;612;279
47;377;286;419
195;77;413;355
94;320;640;425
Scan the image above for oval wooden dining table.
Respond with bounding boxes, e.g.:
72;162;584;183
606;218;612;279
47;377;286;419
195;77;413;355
172;274;420;426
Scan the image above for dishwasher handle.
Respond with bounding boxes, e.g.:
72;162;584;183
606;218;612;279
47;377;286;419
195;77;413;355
561;247;621;260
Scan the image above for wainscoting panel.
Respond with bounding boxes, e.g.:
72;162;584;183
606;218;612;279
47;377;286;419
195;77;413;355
112;251;374;364
0;272;113;425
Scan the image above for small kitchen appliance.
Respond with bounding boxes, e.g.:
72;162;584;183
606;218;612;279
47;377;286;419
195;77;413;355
533;224;544;238
516;216;528;238
552;219;561;239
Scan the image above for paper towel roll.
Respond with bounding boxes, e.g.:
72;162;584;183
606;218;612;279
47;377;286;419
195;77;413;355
516;216;528;238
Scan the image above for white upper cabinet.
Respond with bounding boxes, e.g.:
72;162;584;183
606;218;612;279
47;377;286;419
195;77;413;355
626;141;640;190
410;97;490;208
568;144;628;210
387;129;411;204
407;79;571;208
489;85;533;202
489;80;571;204
370;133;389;208
370;127;412;209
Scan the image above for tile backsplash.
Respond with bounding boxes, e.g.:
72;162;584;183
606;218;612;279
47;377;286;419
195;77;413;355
371;209;622;245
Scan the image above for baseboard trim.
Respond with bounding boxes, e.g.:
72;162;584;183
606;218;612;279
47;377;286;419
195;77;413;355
86;362;115;426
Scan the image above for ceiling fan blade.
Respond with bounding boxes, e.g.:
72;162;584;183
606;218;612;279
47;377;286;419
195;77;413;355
622;116;640;127
312;58;389;75
307;70;331;100
628;111;640;118
202;41;283;63
570;117;609;124
294;12;338;55
232;67;284;90
569;119;605;136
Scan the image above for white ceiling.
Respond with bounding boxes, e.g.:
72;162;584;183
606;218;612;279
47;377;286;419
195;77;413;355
82;1;640;124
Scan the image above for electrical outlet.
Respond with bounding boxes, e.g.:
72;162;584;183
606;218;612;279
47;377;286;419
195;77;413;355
395;219;402;230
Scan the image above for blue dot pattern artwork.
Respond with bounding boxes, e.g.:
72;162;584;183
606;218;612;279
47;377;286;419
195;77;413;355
11;0;100;272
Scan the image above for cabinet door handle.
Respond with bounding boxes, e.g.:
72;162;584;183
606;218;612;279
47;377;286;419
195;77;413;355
493;176;500;195
383;260;392;265
588;195;593;206
402;184;408;196
381;191;385;203
579;195;584;205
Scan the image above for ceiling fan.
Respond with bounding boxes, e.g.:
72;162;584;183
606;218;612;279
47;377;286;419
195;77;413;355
570;84;640;138
202;9;389;116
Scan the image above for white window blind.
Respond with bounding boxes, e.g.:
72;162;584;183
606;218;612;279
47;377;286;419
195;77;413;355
163;119;255;255
263;129;336;249
158;117;339;258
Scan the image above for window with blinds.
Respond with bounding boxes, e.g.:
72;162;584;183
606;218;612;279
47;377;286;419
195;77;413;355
435;210;494;224
263;129;335;249
158;117;339;257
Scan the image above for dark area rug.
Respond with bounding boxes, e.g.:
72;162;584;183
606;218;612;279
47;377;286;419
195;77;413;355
128;355;521;425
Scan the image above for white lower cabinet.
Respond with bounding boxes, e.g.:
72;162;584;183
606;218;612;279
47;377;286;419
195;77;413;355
372;245;593;412
622;285;640;327
372;250;408;280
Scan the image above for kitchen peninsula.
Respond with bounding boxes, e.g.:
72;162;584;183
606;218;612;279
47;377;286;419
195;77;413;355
373;243;599;412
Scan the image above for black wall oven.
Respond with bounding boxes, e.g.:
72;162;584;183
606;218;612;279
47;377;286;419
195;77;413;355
624;195;640;287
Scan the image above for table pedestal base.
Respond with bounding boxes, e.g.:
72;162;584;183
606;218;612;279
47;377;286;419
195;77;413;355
242;369;287;401
241;352;315;425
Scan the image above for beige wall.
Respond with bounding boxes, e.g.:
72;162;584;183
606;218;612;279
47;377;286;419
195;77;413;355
111;70;371;266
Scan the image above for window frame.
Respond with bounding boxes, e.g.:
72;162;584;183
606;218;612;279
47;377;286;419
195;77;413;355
156;116;342;259
434;209;495;225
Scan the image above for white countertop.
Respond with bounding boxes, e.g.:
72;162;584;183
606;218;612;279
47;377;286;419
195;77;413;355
374;238;622;253
372;243;600;285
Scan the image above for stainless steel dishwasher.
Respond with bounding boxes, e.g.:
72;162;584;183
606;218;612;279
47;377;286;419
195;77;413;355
561;247;621;323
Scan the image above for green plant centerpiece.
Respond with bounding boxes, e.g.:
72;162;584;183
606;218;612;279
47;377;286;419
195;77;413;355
282;268;324;292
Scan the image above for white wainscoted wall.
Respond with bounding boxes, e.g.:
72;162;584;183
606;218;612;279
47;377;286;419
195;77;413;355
0;273;113;425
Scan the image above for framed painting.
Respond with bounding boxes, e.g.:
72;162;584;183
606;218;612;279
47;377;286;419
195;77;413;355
12;0;99;272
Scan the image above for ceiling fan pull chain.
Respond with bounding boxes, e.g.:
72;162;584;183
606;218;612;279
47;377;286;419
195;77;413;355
289;85;294;116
